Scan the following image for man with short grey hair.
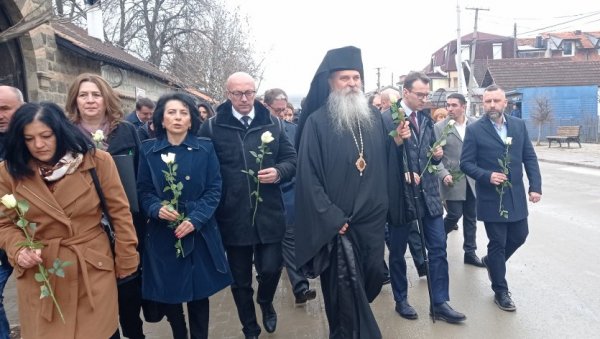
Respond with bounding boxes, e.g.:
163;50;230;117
0;84;24;339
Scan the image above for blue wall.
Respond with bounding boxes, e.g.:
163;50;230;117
518;85;598;143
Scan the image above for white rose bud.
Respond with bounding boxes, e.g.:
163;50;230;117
389;94;398;104
1;194;17;209
161;152;176;164
91;130;105;143
506;137;513;145
261;131;274;144
448;119;455;126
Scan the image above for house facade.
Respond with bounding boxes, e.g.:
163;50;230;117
0;0;212;112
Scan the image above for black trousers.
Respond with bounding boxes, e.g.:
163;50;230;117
444;185;478;254
282;223;309;296
226;243;283;336
483;219;529;293
117;273;144;339
162;299;210;339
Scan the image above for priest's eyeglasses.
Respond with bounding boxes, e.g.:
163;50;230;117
228;90;257;99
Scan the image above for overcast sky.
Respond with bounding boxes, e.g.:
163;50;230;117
227;0;600;101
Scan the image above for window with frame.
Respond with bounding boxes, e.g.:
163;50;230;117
562;41;574;56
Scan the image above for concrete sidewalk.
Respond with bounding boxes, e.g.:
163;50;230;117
534;142;600;169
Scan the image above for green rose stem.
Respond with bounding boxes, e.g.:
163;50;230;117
242;131;274;227
12;201;67;323
161;153;186;257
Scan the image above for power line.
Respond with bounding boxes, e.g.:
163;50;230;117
518;11;600;36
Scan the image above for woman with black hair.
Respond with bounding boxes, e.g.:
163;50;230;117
0;102;139;338
137;92;231;339
198;102;215;124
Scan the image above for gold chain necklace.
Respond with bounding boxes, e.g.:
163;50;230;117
350;121;366;176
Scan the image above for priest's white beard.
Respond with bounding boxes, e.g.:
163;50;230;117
327;87;374;134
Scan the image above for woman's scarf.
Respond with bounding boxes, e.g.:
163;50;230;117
39;152;84;182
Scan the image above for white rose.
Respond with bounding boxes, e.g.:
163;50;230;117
261;131;274;144
389;94;398;104
161;152;176;164
447;119;455;126
1;194;17;209
506;137;513;145
91;130;105;143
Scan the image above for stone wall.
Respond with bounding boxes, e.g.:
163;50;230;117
8;0;181;112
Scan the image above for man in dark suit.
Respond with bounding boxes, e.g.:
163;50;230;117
461;84;542;312
389;72;466;323
124;97;155;128
263;88;317;305
434;93;484;267
198;73;296;339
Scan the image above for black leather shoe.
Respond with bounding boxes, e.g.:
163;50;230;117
417;264;427;277
445;223;459;233
245;336;258;339
295;288;317;304
431;302;466;323
464;253;485;267
395;300;418;320
260;303;277;333
481;256;492;282
494;291;516;311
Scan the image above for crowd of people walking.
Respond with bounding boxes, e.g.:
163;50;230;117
0;44;542;339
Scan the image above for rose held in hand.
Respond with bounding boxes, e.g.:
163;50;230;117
261;131;274;144
1;194;17;209
241;131;275;226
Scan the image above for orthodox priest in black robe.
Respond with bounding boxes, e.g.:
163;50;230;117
295;46;394;339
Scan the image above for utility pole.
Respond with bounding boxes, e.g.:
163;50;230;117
465;6;488;116
456;1;462;94
465;6;488;69
375;67;382;91
513;23;518;58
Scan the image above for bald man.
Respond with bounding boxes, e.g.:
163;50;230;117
0;85;24;338
198;72;296;339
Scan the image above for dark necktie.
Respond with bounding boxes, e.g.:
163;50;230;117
410;111;419;134
241;116;250;129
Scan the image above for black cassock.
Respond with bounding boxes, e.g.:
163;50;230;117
295;106;389;339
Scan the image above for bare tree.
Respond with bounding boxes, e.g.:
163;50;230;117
531;95;554;145
166;3;264;101
52;0;262;100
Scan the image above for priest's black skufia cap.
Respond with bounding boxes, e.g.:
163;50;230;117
295;46;364;148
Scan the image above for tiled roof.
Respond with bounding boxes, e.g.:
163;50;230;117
545;31;596;48
481;59;600;90
52;21;180;84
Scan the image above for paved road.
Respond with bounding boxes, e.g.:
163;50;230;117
6;161;600;338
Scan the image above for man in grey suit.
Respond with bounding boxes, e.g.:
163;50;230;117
434;93;484;267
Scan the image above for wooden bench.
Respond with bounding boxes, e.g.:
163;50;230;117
547;126;582;148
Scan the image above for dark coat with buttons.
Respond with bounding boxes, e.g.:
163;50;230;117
460;114;542;222
402;107;444;218
198;101;297;246
137;134;232;302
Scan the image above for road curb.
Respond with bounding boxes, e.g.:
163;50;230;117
538;158;600;170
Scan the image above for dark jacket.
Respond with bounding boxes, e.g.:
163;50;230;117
198;101;297;246
280;120;297;225
124;111;144;128
137;134;232;302
402;108;444;218
461;114;541;222
104;120;145;249
381;109;417;226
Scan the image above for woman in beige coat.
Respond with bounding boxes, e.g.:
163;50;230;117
0;102;139;338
